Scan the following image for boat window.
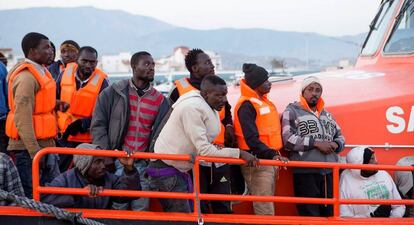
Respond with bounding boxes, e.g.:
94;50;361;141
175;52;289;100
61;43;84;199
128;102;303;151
361;0;398;56
384;0;414;54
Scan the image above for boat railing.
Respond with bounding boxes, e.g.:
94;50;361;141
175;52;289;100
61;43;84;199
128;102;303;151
29;146;414;224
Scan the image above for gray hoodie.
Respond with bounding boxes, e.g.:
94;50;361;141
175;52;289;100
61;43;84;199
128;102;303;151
281;101;345;174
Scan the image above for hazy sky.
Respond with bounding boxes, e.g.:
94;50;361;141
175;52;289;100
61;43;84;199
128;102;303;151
0;0;381;36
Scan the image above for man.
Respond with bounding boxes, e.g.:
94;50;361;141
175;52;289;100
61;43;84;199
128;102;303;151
340;146;405;218
42;143;141;209
168;48;237;214
92;51;170;211
6;32;66;198
56;46;109;172
49;40;80;80
394;156;414;217
281;76;345;216
0;152;25;206
0;60;8;154
233;63;288;215
148;75;257;213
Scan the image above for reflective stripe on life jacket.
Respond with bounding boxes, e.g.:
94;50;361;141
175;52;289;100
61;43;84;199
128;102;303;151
6;62;57;139
58;62;107;143
234;79;283;151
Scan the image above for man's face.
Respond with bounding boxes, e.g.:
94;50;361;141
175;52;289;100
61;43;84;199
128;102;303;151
203;85;228;111
133;55;155;82
77;51;97;78
361;150;378;177
32;39;53;65
256;80;272;96
86;157;107;179
302;82;322;107
192;53;215;78
61;47;78;65
46;47;55;66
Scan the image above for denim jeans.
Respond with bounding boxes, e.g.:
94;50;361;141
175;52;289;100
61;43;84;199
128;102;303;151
13;150;32;198
148;167;191;213
115;159;150;211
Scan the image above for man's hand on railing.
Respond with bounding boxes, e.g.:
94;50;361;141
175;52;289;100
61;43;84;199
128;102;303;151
85;185;103;197
273;155;289;163
239;150;259;167
116;150;135;172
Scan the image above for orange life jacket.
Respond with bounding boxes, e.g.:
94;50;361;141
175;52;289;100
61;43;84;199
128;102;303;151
175;78;226;146
6;62;57;139
234;79;283;151
58;63;107;143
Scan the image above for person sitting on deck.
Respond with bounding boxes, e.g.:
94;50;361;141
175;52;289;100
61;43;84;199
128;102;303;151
394;156;414;217
0;152;25;206
340;146;405;218
41;143;140;209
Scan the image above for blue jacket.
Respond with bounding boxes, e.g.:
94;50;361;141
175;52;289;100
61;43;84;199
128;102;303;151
0;62;8;120
41;167;141;209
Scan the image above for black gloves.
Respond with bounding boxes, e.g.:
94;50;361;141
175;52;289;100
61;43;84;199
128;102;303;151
370;204;392;217
62;119;84;140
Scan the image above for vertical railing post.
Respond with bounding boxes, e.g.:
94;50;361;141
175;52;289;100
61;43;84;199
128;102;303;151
31;148;46;201
193;158;201;215
333;166;340;218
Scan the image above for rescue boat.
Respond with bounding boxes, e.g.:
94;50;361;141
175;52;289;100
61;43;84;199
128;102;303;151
1;0;414;224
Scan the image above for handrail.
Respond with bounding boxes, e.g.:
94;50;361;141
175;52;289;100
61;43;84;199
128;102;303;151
345;144;414;149
32;147;414;223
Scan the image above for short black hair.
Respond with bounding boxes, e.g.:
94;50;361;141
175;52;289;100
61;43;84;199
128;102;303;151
130;51;151;67
21;32;49;57
185;48;204;73
201;75;226;91
78;46;98;58
61;40;80;50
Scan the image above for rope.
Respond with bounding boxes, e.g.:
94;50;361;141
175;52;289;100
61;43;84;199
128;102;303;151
0;189;105;225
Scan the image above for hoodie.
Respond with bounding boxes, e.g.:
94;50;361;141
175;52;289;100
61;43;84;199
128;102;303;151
340;146;405;218
281;100;345;174
153;90;240;172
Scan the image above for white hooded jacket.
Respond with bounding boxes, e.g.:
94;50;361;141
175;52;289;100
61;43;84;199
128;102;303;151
153;90;240;172
340;146;405;218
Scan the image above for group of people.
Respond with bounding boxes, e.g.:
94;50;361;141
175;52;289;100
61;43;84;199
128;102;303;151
0;32;412;218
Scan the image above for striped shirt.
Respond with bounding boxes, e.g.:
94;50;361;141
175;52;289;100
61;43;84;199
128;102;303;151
122;81;163;154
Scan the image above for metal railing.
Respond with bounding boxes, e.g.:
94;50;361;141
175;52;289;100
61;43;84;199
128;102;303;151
31;147;414;224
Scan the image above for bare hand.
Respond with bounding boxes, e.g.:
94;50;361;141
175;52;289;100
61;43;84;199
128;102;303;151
239;150;259;167
85;185;103;197
273;155;289;163
314;141;335;155
117;150;135;172
56;100;70;112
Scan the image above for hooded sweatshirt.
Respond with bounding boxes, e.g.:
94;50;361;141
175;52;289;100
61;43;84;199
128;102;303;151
340;146;405;218
153;90;240;172
281;99;345;174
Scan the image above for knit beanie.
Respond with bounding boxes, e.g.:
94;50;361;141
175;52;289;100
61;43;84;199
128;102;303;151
243;63;269;89
73;143;101;176
301;76;322;93
363;148;374;164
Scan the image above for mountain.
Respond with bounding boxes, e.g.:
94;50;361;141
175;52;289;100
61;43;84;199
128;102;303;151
0;7;366;68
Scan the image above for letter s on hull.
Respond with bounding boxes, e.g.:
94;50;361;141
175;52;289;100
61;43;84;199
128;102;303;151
386;106;405;134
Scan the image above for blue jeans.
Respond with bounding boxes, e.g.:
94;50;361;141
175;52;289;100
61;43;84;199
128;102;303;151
13;150;60;199
148;165;191;213
115;159;150;211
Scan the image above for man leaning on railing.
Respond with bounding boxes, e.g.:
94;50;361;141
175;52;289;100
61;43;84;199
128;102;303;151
148;75;257;213
41;144;141;209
